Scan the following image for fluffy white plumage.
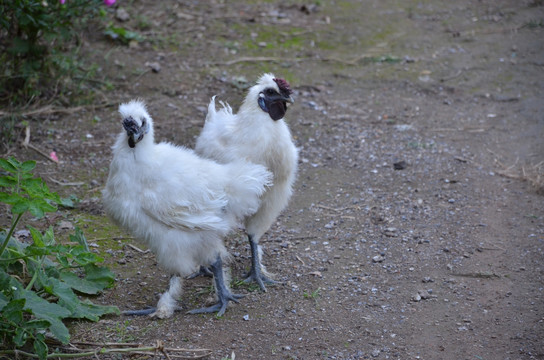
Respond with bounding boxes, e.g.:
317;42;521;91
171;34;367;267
195;73;298;291
103;100;272;317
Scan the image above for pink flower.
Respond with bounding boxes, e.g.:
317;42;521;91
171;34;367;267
103;0;116;6
49;151;59;163
59;0;66;4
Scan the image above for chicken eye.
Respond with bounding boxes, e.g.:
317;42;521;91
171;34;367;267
265;88;276;96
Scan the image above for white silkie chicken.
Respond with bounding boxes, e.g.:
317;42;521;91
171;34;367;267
195;74;298;291
102;100;272;318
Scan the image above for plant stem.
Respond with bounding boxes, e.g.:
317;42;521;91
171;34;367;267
0;212;23;258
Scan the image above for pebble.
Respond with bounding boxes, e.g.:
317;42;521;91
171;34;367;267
146;62;161;73
115;8;130;22
372;255;385;263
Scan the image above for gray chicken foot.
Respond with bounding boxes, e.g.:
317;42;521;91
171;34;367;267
243;235;277;292
188;255;243;316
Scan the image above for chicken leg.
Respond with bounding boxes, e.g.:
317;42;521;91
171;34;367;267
188;255;243;316
243;234;277;291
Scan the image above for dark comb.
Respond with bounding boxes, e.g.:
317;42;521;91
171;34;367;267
273;78;293;96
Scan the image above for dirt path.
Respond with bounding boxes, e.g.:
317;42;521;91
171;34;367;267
10;1;543;359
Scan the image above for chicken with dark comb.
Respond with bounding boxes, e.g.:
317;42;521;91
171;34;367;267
195;74;298;291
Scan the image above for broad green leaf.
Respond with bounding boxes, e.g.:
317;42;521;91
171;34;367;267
27;198;56;218
45;277;79;313
74;251;102;266
66;299;119;321
84;264;116;289
0;158;17;173
15;287;70;343
0;176;17;188
59;196;75;208
60;272;105;295
24;319;51;329
0;192;23;205
20;160;36;173
11;199;30;214
1;298;25;324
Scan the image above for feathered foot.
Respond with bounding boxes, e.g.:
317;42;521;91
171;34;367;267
123;276;183;318
188;256;243;316
243;235;277;292
186;265;214;279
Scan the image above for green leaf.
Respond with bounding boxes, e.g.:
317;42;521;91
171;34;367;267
27;198;57;218
15;287;71;343
20;160;36;173
0;291;8;310
0;192;23;205
84;264;116;289
11;199;30;214
60;272;104;295
25;319;51;330
43;226;55;246
33;334;48;360
70;227;89;252
28;226;44;247
67;299;119;321
1;298;25;324
45;277;79;313
14;326;27;347
0;158;18;173
0;176;17;188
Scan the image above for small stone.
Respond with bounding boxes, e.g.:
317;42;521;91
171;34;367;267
412;293;421;302
243;314;249;321
393;160;407;170
59;221;74;230
115;8;130;22
146;62;161;73
372;255;385;263
371;349;380;357
383;227;398;237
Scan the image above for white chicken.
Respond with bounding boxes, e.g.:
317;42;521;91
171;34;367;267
102;100;272;318
195;74;298;291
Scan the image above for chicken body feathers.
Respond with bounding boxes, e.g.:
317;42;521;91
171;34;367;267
195;82;298;241
103;100;272;278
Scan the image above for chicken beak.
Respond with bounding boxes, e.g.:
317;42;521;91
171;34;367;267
123;117;144;148
285;95;294;104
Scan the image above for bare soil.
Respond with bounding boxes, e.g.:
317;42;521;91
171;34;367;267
5;1;544;359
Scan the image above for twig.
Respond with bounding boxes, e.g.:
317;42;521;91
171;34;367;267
1;341;213;359
0;102;115;118
314;204;355;212
49;177;85;186
24;143;59;164
21;125;58;164
88;236;134;242
440;69;463;82
126;243;150;253
212;56;292;66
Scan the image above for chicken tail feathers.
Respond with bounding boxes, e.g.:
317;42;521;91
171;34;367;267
205;96;217;123
224;162;273;220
